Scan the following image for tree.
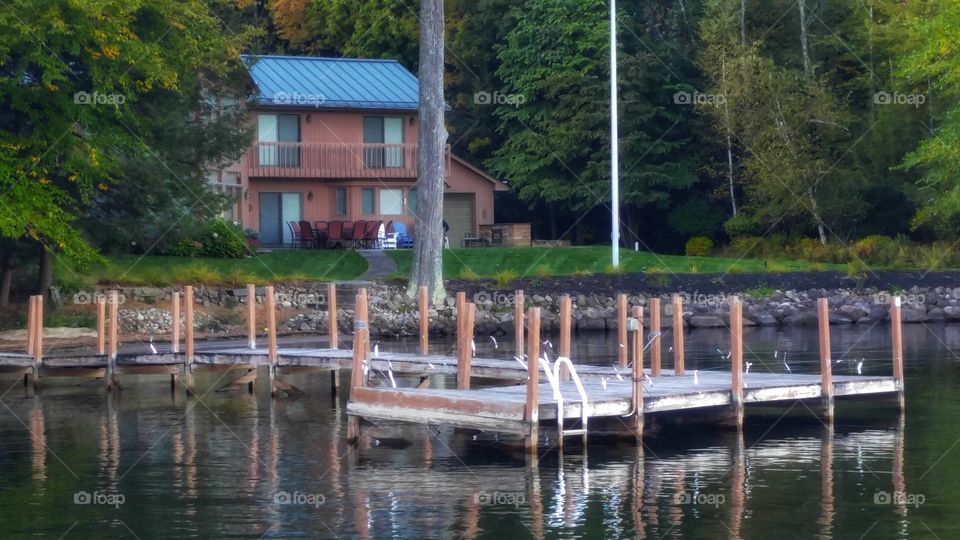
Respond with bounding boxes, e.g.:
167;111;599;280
0;0;255;300
408;0;446;303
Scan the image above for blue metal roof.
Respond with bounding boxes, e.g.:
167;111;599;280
243;55;420;110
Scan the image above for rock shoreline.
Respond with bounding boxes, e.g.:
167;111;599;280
102;282;956;338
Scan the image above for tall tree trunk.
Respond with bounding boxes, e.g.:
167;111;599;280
407;0;447;304
0;255;12;308
37;245;53;304
798;0;812;78
721;59;737;217
740;0;746;45
808;188;828;245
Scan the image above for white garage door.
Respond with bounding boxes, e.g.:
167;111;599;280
443;193;475;247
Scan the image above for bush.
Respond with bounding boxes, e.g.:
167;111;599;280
851;235;899;265
493;269;518;288
723;214;763;237
684;236;714;257
158;219;247;258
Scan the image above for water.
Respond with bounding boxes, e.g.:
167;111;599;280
1;324;958;539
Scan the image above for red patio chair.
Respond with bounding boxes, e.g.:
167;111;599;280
364;220;382;249
299;220;318;248
288;221;303;248
346;220;365;249
313;221;329;248
327;221;344;248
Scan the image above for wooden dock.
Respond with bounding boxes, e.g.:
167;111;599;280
3;285;905;450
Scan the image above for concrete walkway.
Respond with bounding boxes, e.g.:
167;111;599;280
356;249;398;281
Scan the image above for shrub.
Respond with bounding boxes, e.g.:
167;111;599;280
493;269;518;288
851;235;898;265
723;214;763;237
684;236;714;257
197;219;247;258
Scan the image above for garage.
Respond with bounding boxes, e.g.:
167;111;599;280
443;193;476;247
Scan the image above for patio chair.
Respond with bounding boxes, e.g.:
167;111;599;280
299;220;318;248
392;222;414;249
362;220;382;249
380;221;397;250
327;221;344;248
288;221;303;248
313;221;329;248
345;220;364;249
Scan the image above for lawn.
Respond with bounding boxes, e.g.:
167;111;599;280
386;245;837;279
58;250;368;287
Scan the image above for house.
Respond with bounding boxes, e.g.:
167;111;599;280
216;55;507;246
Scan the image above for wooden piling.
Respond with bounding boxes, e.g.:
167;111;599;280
97;296;106;355
26;295;36;357
890;296;905;411
171;293;180;354
184;286;195;395
559;295;572;381
617;294;628;368
672;294;684;375
347;292;370;444
514;290;525;358
729;296;744;428
107;291;118;391
817;298;834;420
328;282;338;350
456;291;466;347
524;307;541;453
246;284;256;349
650;297;661;377
631;305;644;440
265;285;278;398
457;303;476;390
32;295;43;390
418;285;429;355
357;287;369;361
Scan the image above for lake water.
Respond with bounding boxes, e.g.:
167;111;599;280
1;324;958;539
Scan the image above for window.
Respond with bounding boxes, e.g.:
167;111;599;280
361;188;375;215
407;188;418;216
362;116;404;168
257;114;300;167
335;188;347;216
379;189;403;215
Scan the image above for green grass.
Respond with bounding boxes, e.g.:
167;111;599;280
386;246;838;279
58;250;368;287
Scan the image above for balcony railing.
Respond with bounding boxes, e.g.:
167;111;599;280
245;142;450;178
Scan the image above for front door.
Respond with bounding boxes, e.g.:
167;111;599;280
259;192;302;245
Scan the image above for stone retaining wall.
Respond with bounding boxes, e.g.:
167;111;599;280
101;283;956;337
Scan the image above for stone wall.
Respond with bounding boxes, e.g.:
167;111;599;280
101;283;956;337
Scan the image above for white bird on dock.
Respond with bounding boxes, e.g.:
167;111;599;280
612;365;624;381
693;370;699;385
668;346;673;352
428;363;436;370
857;359;864;375
543;340;553;349
373;343;380;358
489;336;498;349
745;362;752;375
774;350;778;358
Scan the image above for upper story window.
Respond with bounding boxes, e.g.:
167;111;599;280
362;116;404;169
258;113;300;167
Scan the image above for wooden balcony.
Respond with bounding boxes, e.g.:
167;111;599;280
244;142;450;179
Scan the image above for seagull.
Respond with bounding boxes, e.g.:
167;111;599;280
774;350;778;359
745;362;753;375
543;340;553;350
373;342;380;358
668;346;673;352
612;365;624;381
693;370;699;385
857;359;864;375
428;362;436;370
489;336;498;349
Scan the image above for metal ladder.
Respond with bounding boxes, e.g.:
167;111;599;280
540;356;590;448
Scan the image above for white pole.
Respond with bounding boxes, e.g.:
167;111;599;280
610;0;620;268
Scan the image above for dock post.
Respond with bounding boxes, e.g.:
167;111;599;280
265;285;278;398
457;303;476;389
456;291;466;347
631;305;644;441
617;294;628;368
357;288;369;363
650;297;661;377
891;296;905;411
184;286;195;395
817;298;834;421
107;290;118;391
171;292;180;354
514;290;525;358
672;294;684;375
97;296;106;355
729;296;744;429
419;285;429;355
347;291;370;445
327;282;338;350
26;295;36;357
559;295;572;381
524;307;541;454
246;284;256;349
32;295;43;391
